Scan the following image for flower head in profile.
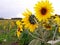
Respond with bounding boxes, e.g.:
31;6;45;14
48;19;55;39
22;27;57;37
22;9;37;32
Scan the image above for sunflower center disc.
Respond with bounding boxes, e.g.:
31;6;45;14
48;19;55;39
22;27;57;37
45;25;51;29
18;27;22;33
41;8;47;15
29;15;36;25
18;27;20;31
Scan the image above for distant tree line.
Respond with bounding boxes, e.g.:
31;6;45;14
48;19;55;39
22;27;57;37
11;18;22;20
0;18;22;20
0;18;4;20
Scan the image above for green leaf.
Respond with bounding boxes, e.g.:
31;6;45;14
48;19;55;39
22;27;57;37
29;39;41;45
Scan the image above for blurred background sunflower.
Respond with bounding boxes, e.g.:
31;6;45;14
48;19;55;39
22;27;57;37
16;20;23;38
54;14;60;25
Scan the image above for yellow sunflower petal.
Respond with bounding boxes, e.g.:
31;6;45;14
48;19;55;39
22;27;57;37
16;20;21;26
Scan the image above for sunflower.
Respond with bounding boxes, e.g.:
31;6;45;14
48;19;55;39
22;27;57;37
54;15;60;25
16;26;23;38
16;20;23;38
16;20;22;26
34;0;54;21
22;9;37;32
43;23;52;30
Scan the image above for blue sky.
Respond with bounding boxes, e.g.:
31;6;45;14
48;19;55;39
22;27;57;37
0;0;60;18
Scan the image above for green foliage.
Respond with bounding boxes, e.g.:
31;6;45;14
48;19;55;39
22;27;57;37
19;30;34;45
0;20;60;45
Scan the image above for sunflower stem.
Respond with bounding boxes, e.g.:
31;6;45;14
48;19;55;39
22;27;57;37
28;31;44;41
53;25;58;40
51;25;58;45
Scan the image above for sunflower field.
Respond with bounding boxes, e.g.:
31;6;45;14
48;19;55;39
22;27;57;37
0;0;60;45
